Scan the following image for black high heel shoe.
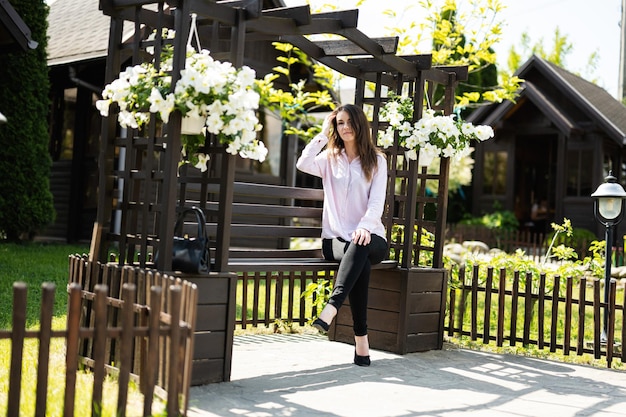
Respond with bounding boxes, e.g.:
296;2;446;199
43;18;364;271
312;318;330;334
354;350;371;366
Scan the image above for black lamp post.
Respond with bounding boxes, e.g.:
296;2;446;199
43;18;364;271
591;172;626;342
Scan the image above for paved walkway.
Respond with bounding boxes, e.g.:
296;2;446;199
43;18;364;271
188;333;626;417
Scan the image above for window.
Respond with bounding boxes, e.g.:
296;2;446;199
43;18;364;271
483;151;507;195
566;150;592;196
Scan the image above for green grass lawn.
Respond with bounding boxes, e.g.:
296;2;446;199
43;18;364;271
0;242;89;328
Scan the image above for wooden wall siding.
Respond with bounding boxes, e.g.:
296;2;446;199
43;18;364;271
2;277;195;417
329;268;448;354
446;265;625;368
67;254;198;413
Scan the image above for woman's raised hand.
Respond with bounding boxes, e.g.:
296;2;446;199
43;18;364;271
322;110;337;137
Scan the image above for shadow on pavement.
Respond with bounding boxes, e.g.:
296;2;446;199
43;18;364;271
188;333;626;417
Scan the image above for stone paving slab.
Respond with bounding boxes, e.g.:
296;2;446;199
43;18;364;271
187;333;626;417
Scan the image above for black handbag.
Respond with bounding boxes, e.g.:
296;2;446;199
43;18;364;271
171;206;211;274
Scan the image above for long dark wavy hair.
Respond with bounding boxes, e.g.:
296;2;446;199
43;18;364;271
327;104;383;182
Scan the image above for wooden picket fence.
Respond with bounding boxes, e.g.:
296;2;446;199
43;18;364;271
1;255;198;416
445;265;626;367
237;270;331;329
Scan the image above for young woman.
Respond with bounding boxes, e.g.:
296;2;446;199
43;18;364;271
296;104;388;366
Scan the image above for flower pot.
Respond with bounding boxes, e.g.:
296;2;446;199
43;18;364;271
181;114;206;135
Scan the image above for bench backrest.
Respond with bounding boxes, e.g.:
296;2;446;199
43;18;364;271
180;180;325;260
109;174;322;269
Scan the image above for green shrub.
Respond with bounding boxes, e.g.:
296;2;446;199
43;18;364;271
545;226;597;258
0;0;54;241
459;209;519;232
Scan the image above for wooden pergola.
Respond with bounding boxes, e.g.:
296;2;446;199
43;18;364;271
91;0;467;272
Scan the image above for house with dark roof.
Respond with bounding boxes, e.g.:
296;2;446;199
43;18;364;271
467;54;626;238
44;0;290;242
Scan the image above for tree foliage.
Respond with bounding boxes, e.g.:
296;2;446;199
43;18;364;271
0;0;54;241
256;42;337;142
370;0;522;107
507;28;600;84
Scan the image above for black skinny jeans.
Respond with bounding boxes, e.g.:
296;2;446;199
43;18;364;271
322;234;388;336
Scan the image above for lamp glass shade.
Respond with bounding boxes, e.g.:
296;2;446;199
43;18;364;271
598;197;622;220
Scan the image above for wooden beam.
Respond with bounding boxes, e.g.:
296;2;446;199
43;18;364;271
431;65;469;82
106;6;175;28
262;5;311;26
313;37;398;56
281;34;395;86
399;55;435;71
313;9;359;28
348;57;399;73
0;0;37;51
189;0;238;25
348;56;431;75
337;27;418;75
246;15;299;35
423;67;461;85
216;0;262;18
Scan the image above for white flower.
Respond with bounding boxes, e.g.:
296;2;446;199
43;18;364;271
398;121;413;137
118;110;139;129
377;128;395;149
95;99;110;117
236;66;256;87
405;148;418;161
194;153;210;172
225;137;243;155
474;125;494;141
148;88;175;123
240;140;268;162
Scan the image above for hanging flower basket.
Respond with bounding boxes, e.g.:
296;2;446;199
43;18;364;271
95;29;268;171
378;95;494;167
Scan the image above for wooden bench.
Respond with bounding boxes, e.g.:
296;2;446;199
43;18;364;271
183;180;399;273
225;181;398;271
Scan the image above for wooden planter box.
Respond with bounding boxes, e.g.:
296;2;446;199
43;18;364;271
329;267;448;354
183;272;237;385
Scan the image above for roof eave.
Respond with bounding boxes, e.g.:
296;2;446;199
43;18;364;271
0;0;38;53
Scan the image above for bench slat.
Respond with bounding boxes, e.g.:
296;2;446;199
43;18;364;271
202;182;325;201
225;258;398;273
207;224;321;238
205;201;322;218
229;248;323;258
233;182;324;200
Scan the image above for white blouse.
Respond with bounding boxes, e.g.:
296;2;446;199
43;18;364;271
296;133;387;241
